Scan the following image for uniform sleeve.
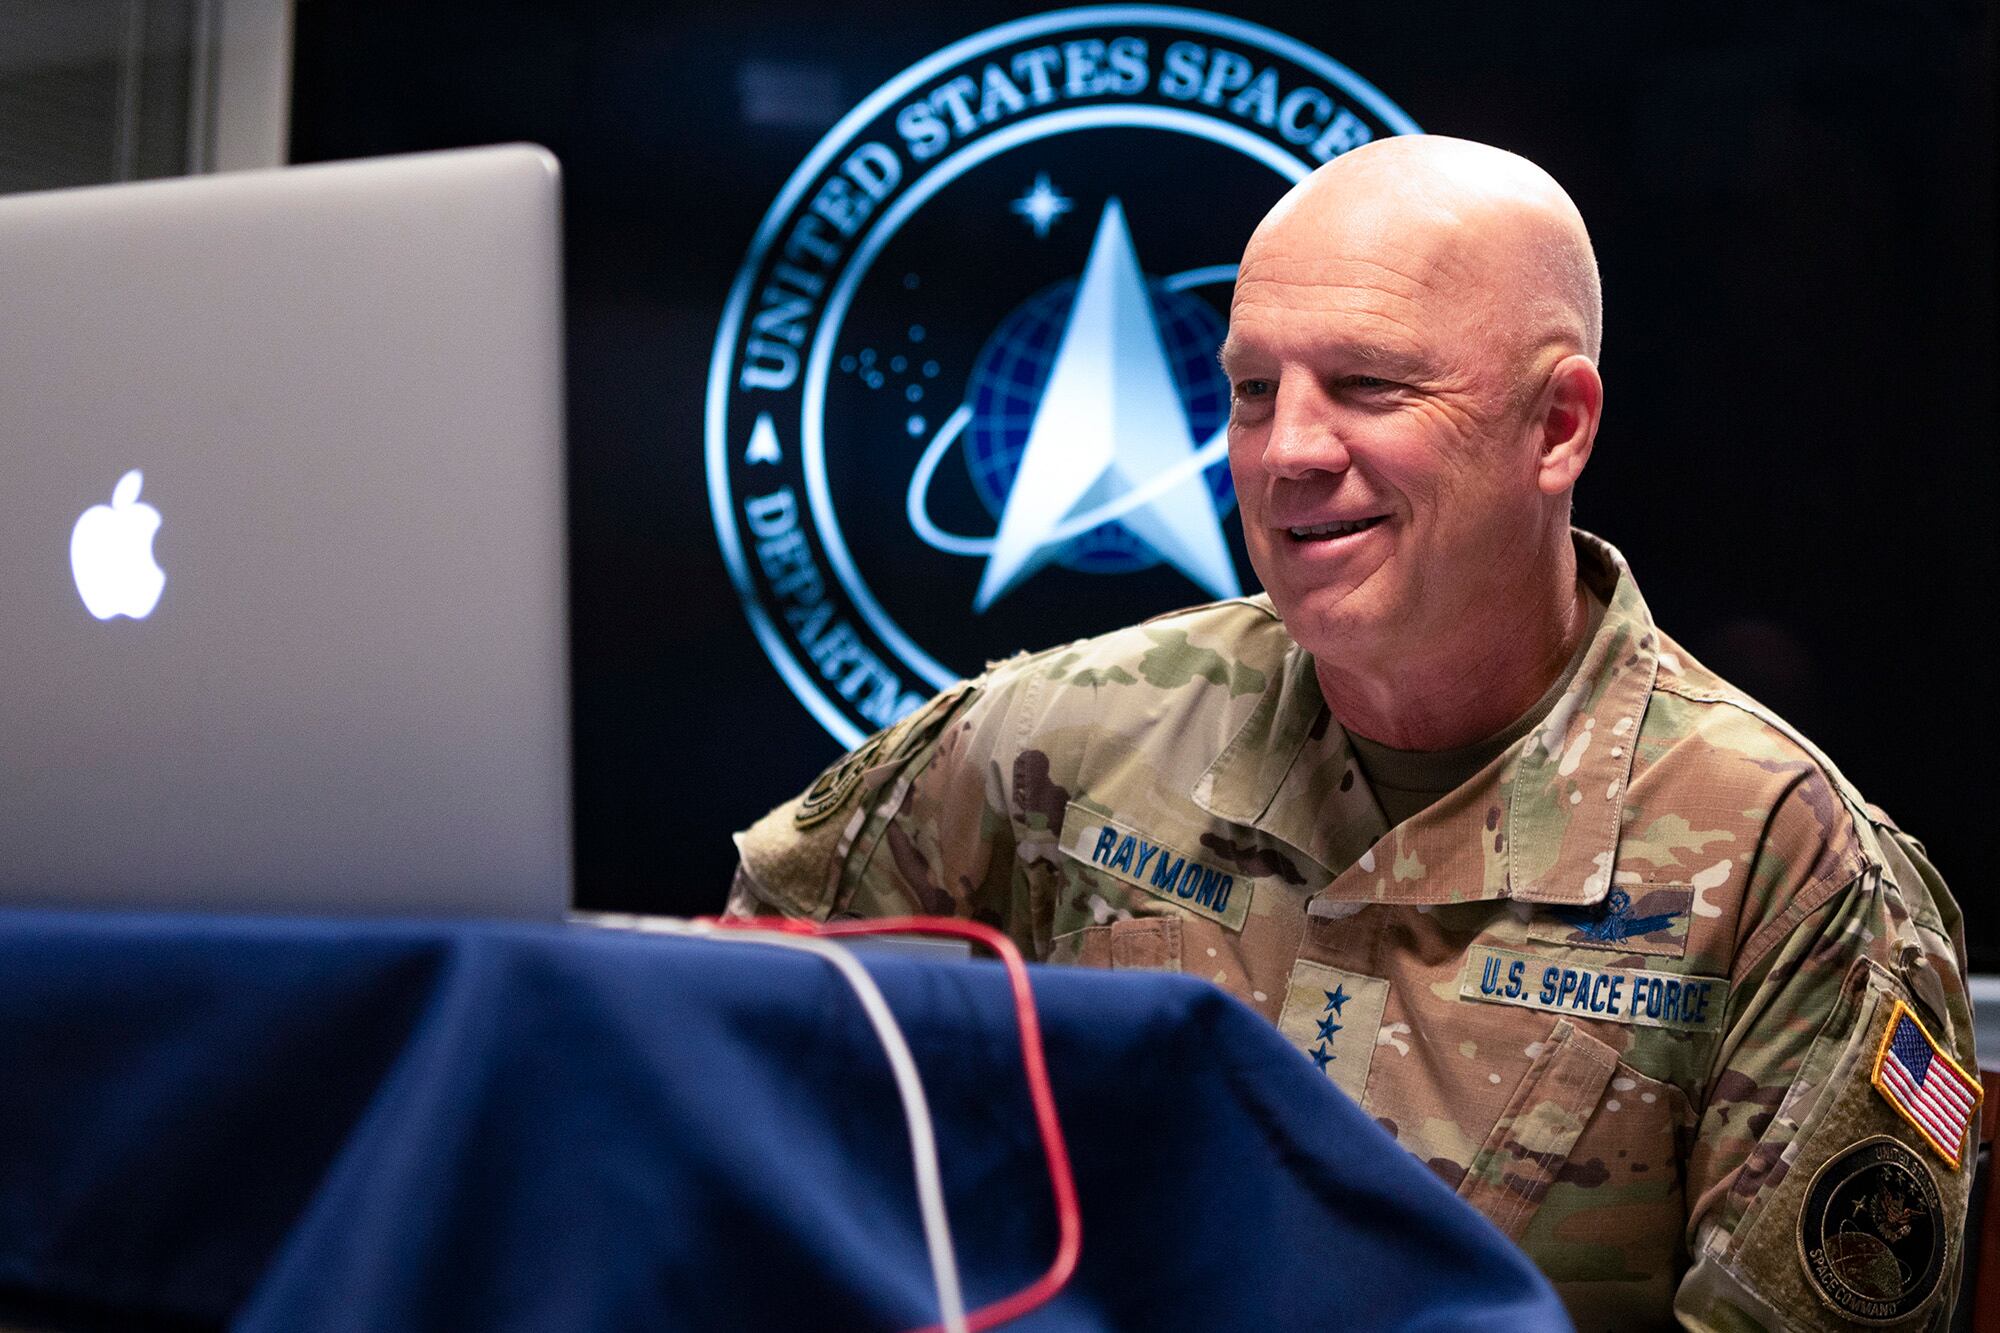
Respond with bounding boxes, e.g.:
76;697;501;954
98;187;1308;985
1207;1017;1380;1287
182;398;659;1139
725;659;1043;947
1674;798;1977;1330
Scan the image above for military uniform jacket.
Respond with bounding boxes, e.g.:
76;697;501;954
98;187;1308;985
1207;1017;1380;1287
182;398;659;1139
731;533;1978;1330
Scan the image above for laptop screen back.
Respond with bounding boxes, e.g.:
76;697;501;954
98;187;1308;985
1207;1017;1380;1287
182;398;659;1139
0;145;571;919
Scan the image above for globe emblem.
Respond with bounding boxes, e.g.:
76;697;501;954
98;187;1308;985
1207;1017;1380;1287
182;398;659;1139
904;199;1245;612
962;278;1234;575
706;5;1422;745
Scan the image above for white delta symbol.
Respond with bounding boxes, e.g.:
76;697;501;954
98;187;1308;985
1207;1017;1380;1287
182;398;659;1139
909;197;1239;611
708;6;1420;745
70;468;167;621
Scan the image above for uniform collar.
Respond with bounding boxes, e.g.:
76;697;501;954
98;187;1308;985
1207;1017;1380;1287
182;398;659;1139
1192;530;1658;907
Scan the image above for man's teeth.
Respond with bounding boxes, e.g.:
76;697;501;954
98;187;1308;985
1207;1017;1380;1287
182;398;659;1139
1289;516;1383;539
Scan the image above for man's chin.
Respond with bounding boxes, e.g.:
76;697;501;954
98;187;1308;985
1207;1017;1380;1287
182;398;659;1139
1269;583;1401;661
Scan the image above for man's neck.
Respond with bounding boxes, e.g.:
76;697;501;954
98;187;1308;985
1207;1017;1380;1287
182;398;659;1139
1316;544;1591;753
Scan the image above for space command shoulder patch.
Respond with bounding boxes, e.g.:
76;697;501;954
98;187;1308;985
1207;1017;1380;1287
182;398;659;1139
793;684;970;828
1459;946;1727;1033
794;734;888;828
1799;1136;1946;1323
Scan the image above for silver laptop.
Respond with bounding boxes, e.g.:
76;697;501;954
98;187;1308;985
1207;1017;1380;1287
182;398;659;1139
0;144;571;919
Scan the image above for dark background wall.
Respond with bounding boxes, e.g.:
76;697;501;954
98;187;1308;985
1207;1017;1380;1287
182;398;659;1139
289;1;1997;964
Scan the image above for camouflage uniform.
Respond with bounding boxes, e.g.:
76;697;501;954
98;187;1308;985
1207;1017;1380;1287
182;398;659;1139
729;532;1978;1330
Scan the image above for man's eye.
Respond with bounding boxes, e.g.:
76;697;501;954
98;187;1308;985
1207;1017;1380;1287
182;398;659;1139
1347;376;1391;390
1233;378;1274;398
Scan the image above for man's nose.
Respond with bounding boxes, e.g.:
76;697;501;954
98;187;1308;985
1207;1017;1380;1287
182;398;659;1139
1258;388;1351;480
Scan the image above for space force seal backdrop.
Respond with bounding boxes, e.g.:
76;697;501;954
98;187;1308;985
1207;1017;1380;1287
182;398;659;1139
708;5;1418;746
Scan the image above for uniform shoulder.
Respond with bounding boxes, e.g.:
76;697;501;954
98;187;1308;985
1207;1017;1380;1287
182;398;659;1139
947;595;1295;769
1645;629;1868;828
1040;594;1291;692
974;594;1291;692
1140;592;1284;629
1638;630;1951;960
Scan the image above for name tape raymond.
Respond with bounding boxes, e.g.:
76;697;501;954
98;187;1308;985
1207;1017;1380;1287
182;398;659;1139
1059;811;1251;932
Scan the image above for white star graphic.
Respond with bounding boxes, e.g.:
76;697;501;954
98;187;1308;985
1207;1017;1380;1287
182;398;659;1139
975;198;1240;611
1009;172;1073;238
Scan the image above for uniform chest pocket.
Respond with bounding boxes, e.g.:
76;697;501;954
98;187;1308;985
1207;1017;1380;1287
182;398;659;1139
1456;1017;1691;1261
1048;895;1284;1023
1050;916;1183;970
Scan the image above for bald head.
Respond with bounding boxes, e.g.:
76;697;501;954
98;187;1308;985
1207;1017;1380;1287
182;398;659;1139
1221;136;1610;729
1246;136;1602;364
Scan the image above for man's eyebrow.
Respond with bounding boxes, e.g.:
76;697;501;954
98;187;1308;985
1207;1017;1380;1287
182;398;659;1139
1346;343;1430;378
1216;337;1261;374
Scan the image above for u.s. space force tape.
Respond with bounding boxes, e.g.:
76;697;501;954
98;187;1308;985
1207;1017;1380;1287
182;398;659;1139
1460;946;1729;1032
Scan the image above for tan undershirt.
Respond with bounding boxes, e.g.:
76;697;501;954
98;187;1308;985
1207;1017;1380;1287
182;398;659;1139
1346;590;1607;828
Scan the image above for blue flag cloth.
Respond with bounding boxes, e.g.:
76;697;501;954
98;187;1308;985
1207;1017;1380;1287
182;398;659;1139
0;911;1567;1330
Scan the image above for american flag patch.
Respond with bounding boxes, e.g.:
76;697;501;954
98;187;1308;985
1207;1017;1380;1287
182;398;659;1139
1871;999;1982;1168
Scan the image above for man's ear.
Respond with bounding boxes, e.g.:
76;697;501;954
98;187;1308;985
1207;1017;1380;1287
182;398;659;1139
1535;355;1603;495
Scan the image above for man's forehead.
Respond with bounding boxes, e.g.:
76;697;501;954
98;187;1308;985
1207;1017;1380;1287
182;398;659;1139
1222;262;1450;366
1235;137;1602;362
1244;198;1476;291
1258;136;1574;249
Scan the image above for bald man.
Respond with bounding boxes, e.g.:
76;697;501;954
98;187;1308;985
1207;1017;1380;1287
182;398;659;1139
727;137;1974;1329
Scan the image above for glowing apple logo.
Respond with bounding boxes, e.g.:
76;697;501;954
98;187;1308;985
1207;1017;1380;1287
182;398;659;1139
70;469;167;621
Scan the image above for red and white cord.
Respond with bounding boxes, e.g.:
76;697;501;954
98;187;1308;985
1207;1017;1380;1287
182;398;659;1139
591;912;1081;1332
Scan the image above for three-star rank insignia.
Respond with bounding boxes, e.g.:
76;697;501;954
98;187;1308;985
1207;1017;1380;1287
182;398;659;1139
1310;987;1349;1071
1277;965;1388;1105
1798;1136;1947;1324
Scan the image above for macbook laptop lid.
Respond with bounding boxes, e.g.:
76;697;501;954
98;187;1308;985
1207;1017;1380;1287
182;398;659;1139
0;144;570;919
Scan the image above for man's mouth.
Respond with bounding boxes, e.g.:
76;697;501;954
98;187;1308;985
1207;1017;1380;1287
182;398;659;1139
1286;515;1388;542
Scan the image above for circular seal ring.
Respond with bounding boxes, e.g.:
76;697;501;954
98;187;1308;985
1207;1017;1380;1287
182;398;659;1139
1797;1134;1947;1323
792;731;889;828
707;5;1419;748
